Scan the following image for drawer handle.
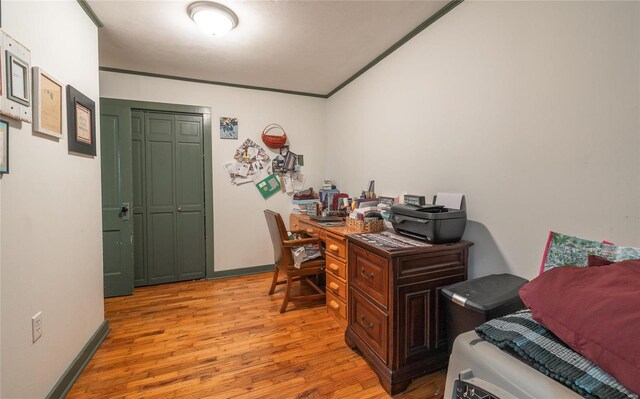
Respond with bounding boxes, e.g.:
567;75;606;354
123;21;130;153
360;315;374;329
329;263;340;272
329;282;340;292
329;300;340;310
360;267;374;281
329;244;339;252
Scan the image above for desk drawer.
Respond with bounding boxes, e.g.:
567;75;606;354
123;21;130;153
350;245;388;309
327;291;347;321
326;273;347;301
289;214;301;231
351;289;388;364
326;253;346;280
326;233;346;260
299;221;320;237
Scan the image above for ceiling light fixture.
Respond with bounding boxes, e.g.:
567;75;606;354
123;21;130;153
188;1;238;37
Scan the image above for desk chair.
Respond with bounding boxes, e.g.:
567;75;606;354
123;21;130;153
264;210;325;313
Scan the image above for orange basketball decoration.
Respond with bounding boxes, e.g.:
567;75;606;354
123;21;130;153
261;123;288;149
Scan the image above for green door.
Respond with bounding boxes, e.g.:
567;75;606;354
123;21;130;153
174;114;206;281
101;100;134;297
131;111;147;286
133;111;206;286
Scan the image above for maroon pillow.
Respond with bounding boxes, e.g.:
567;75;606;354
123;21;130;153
520;260;640;394
587;254;613;267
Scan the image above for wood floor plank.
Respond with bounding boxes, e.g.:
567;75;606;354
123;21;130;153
67;274;446;398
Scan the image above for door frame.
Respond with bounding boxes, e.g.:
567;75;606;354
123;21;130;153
101;98;215;278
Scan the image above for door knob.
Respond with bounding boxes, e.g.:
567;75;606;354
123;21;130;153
120;202;131;221
178;207;182;212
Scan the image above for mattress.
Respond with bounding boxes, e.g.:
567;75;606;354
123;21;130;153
474;311;637;399
445;330;582;399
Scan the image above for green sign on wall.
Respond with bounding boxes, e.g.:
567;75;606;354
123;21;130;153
256;174;281;199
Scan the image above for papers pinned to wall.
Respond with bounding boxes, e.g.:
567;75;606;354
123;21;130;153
222;161;251;185
283;175;294;194
224;138;272;186
234;138;270;169
291;173;305;192
222;137;308;199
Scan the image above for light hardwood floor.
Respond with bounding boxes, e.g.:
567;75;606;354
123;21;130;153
68;273;446;398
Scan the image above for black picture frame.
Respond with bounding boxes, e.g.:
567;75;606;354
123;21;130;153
0;119;8;174
66;85;96;156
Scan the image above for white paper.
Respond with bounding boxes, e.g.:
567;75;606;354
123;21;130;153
251;169;269;184
223;162;235;182
238;163;250;177
284;175;294;194
435;192;464;210
11;62;26;99
249;161;263;177
235;177;252;185
292;173;305;192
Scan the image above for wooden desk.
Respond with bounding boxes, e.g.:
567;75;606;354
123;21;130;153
290;214;360;328
345;235;472;394
292;213;473;394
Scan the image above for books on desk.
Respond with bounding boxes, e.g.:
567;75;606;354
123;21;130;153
292;198;320;214
319;189;340;211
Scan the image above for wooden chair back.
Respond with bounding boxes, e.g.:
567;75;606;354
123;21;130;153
263;210;293;269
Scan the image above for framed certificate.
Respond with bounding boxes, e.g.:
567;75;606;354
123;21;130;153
32;67;63;138
66;85;96;156
6;50;30;106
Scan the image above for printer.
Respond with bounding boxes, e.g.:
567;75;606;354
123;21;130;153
389;203;467;244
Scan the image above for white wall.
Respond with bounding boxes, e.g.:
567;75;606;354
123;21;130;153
0;2;103;398
1;1;636;396
0;183;2;396
100;72;327;271
325;1;640;279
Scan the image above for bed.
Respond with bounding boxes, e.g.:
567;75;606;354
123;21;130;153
444;310;638;399
445;331;580;399
443;230;640;399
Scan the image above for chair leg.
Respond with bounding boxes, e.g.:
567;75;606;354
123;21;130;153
280;275;293;313
268;266;280;295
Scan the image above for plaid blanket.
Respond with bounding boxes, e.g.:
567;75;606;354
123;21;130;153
475;310;638;399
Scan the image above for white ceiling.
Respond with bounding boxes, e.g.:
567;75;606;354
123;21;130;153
89;0;450;95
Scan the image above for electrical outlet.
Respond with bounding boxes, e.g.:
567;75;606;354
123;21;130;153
32;312;42;343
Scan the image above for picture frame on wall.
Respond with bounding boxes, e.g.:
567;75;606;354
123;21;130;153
32;67;63;139
66;85;96;156
0;119;8;174
6;50;30;106
220;117;238;139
